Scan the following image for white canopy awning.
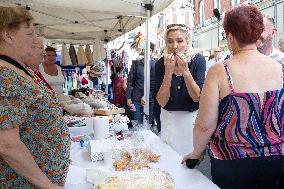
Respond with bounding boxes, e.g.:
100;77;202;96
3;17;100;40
0;0;173;43
1;0;175;121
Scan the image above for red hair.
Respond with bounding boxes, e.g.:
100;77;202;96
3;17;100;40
223;4;264;44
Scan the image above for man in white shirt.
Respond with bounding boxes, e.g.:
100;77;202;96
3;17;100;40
279;35;284;53
257;14;284;65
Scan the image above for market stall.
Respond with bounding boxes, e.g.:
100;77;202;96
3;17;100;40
65;130;219;189
0;1;219;188
0;0;168;117
61;94;218;188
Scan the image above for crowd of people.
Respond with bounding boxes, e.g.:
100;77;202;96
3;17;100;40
0;3;284;189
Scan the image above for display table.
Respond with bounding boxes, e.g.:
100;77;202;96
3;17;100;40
65;130;219;189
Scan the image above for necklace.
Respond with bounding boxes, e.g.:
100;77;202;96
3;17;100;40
0;55;56;95
0;55;33;78
233;48;257;55
175;75;183;90
25;65;56;95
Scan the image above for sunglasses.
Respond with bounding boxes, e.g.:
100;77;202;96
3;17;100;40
166;24;187;29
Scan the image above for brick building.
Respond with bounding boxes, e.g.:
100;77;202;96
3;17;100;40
192;0;284;50
156;2;195;53
194;0;247;26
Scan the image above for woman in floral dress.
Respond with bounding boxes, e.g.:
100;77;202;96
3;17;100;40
0;6;70;188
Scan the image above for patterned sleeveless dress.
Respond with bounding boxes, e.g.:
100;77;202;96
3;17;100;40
209;63;284;160
208;62;284;189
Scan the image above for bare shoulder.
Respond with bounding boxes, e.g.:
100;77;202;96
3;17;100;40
206;60;234;100
206;61;226;82
258;52;281;63
55;64;62;69
0;60;13;68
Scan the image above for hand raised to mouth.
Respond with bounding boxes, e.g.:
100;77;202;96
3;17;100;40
164;53;176;75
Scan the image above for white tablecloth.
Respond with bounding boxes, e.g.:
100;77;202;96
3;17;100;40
65;131;219;189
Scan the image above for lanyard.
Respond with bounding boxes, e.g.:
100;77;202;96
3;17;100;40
0;55;32;78
0;55;55;94
30;67;56;93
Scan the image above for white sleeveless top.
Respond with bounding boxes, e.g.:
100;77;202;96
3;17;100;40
39;64;65;95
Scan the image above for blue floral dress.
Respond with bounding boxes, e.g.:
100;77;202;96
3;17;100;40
0;66;70;188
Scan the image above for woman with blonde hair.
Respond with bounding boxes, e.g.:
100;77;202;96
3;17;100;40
155;24;206;155
0;6;69;188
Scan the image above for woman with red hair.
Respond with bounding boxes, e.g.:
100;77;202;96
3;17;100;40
183;4;284;189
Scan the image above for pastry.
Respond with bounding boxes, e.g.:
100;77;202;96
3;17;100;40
113;149;160;171
128;162;150;171
96;169;174;189
113;159;129;171
121;151;131;161
148;153;160;162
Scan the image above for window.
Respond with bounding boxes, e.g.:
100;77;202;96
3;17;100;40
251;0;261;3
177;10;185;24
231;0;241;6
214;0;220;10
158;15;164;29
199;0;205;26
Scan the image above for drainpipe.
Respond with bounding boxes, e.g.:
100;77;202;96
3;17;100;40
273;0;277;45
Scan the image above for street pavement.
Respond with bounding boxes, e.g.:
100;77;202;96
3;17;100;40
197;150;212;180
